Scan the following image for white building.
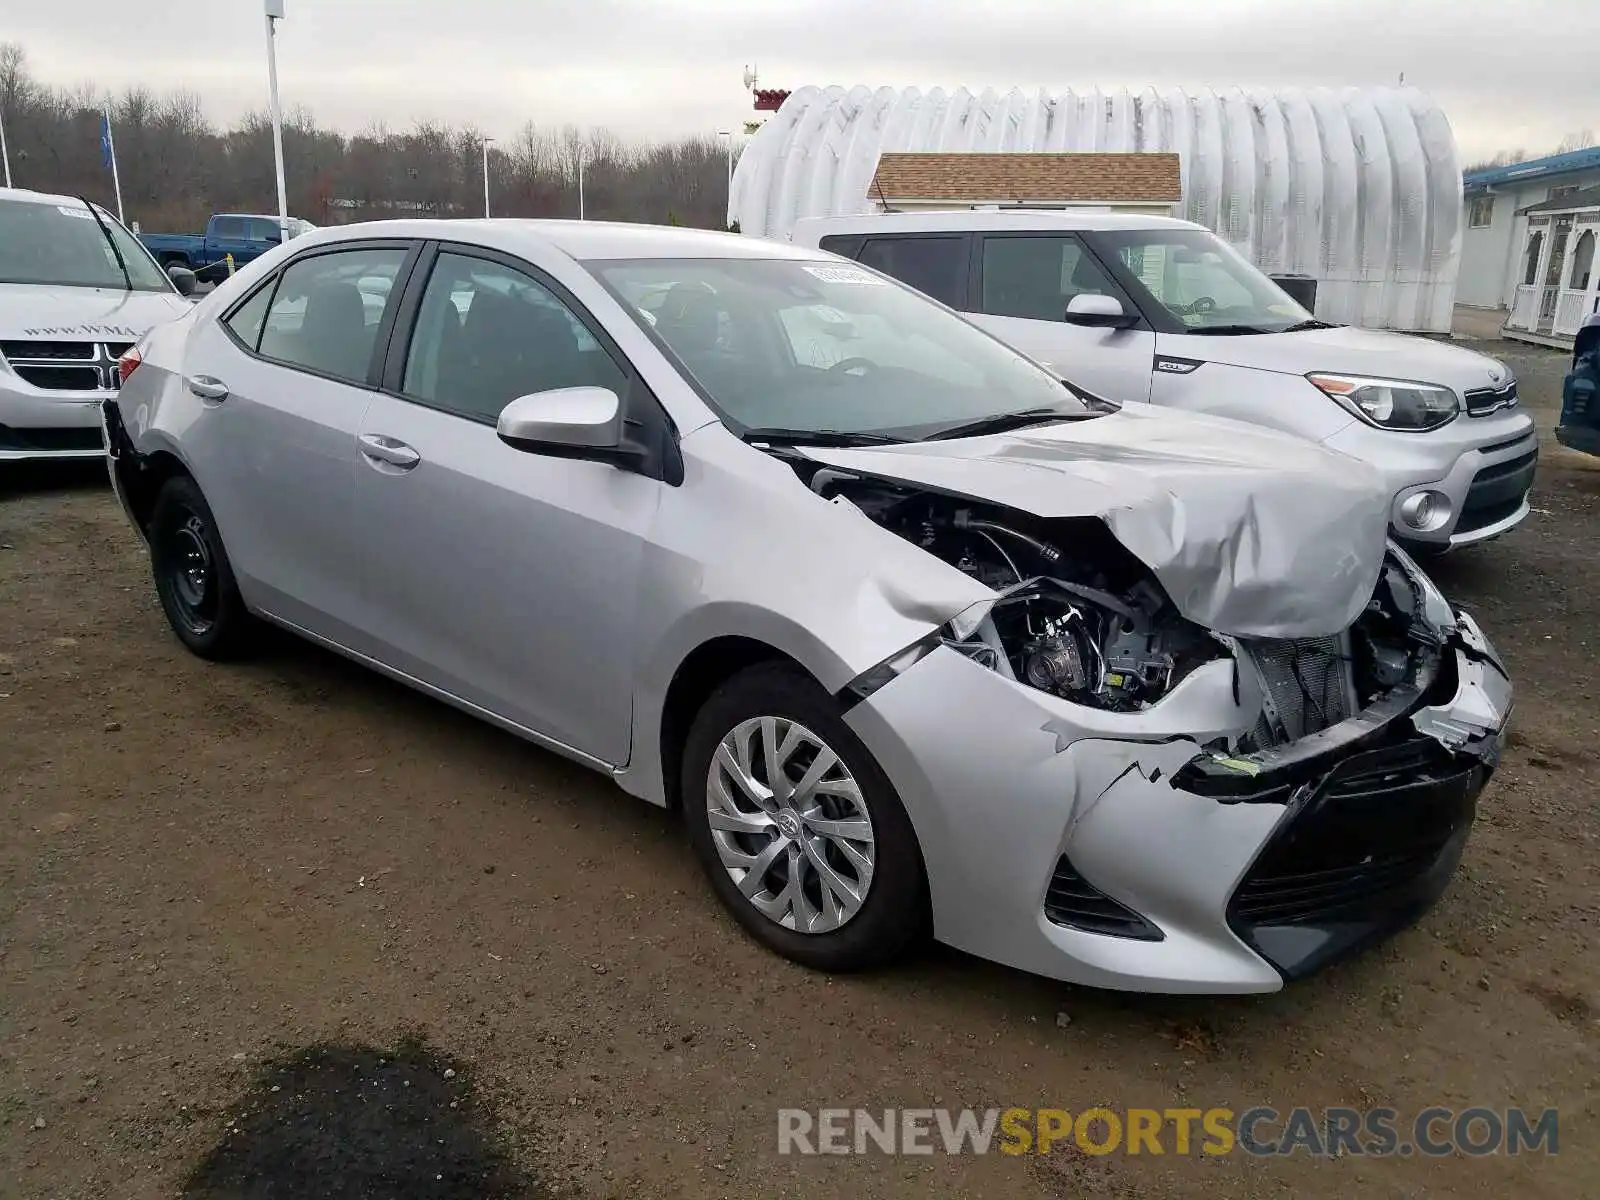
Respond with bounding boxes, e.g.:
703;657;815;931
1458;147;1600;348
730;85;1464;332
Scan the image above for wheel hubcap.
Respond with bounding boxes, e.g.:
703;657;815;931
168;511;215;633
705;716;875;934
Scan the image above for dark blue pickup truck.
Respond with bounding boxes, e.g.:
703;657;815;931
140;213;316;281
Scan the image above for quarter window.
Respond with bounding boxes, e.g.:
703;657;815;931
257;246;407;384
856;236;968;308
223;282;275;352
402;252;627;423
981;235;1122;322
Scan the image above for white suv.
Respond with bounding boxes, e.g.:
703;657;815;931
791;211;1537;553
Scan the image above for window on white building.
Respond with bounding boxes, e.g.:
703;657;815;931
1467;195;1495;228
1571;230;1596;292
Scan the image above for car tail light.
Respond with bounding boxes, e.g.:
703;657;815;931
117;346;141;386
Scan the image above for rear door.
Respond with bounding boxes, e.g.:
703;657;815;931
965;232;1154;402
180;239;417;645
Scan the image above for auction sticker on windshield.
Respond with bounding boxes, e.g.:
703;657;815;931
802;265;888;285
57;206;94;219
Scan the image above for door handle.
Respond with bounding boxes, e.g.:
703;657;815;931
358;433;421;470
187;374;229;401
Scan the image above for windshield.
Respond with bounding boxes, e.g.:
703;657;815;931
590;257;1091;440
0;198;172;292
1097;228;1311;334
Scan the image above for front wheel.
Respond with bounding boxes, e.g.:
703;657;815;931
148;475;257;660
681;663;928;972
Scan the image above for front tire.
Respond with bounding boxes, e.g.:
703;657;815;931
148;475;257;660
681;663;928;972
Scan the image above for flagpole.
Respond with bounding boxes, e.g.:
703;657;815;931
103;104;124;222
0;106;11;188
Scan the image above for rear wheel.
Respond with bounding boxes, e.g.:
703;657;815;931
681;663;928;972
148;476;257;660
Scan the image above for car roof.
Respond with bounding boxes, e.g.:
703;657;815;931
790;209;1204;238
284;218;830;263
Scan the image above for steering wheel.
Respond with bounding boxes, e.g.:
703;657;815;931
827;356;877;376
1184;296;1218;316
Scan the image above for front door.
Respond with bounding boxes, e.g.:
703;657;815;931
1539;218;1573;335
963;232;1155;403
352;246;660;765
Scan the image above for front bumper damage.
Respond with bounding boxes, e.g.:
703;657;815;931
842;611;1510;993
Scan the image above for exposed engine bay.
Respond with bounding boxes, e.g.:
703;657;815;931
800;462;1440;750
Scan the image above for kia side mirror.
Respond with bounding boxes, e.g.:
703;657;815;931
167;264;198;296
1065;293;1132;329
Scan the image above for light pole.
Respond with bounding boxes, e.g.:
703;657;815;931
481;137;493;218
263;0;289;240
718;130;733;190
577;144;585;220
1;104;11;188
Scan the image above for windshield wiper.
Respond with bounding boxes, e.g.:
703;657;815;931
1279;318;1341;332
1184;324;1275;336
77;195;133;292
738;427;903;447
926;407;1086;441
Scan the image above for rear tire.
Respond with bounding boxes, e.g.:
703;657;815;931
681;663;928;972
148;476;257;660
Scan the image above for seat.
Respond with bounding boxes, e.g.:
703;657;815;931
438;287;586;420
297;280;372;381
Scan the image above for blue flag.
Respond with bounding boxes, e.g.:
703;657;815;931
100;113;113;170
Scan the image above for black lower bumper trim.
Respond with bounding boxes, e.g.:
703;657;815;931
0;424;104;453
1556;424;1600;457
1227;735;1488;982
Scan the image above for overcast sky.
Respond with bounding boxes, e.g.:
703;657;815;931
9;0;1594;160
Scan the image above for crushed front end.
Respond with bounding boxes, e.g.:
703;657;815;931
817;471;1511;992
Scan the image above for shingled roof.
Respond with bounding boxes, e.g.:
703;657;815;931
868;152;1182;204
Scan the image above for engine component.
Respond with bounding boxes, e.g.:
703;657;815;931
1024;611;1095;695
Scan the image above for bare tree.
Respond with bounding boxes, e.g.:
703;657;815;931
0;38;739;231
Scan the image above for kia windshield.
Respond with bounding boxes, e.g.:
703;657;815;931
591;257;1094;442
0;198;171;292
1095;228;1321;335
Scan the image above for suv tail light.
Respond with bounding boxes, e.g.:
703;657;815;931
117;346;142;387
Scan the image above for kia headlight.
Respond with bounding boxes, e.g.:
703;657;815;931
1307;373;1459;431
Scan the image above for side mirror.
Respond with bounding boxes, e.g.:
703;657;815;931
497;387;625;458
1064;293;1133;329
167;264;198;296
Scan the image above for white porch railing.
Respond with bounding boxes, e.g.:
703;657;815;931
1555;289;1590;337
1509;285;1539;331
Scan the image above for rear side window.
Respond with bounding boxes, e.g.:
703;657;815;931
212;217;247;239
257;247;408;384
857;236;968;308
223;282;275;352
980;235;1122;322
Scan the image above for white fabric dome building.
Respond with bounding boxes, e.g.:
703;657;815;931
730;85;1463;332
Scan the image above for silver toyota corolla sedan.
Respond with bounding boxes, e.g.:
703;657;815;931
103;220;1513;993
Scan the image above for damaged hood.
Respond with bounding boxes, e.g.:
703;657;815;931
801;405;1391;639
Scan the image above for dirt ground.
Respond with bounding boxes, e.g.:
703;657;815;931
2;340;1597;1199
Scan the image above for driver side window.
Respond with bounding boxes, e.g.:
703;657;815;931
979;235;1121;322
